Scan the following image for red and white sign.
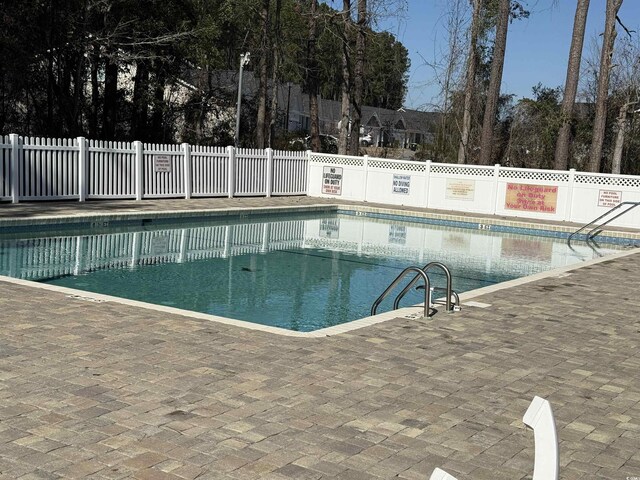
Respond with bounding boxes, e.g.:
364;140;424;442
505;183;558;214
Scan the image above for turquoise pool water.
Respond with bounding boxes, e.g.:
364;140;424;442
0;212;625;331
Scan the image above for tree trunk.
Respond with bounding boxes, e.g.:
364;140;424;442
150;67;166;142
256;0;270;148
458;0;483;164
588;0;623;173
131;60;150;140
554;0;590;170
308;0;321;152
348;0;366;156
338;0;352;155
268;0;282;147
478;0;509;165
611;101;635;174
89;46;99;139
102;56;118;140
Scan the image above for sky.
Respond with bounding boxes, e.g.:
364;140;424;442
376;0;640;110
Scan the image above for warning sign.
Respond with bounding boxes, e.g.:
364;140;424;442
322;166;343;195
505;183;558;214
153;155;172;173
597;190;621;208
392;174;411;195
446;179;475;201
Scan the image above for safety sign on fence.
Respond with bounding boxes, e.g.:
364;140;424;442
322;166;343;195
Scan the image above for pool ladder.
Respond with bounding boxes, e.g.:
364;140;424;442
371;262;460;318
568;201;640;246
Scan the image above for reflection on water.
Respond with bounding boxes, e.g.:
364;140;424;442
0;214;623;331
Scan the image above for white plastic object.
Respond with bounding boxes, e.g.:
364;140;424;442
429;467;459;480
522;396;559;480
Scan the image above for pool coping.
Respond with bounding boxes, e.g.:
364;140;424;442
1;202;639;337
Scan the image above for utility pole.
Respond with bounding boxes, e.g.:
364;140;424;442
235;52;251;147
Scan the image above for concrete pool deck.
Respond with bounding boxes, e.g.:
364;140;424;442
0;197;639;479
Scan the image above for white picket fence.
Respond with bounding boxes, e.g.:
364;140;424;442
0;134;308;202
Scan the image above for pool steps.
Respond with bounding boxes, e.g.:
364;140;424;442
372;261;459;317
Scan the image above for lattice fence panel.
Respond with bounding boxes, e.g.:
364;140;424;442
499;169;569;182
430;165;495;177
368;159;426;172
575;173;640;188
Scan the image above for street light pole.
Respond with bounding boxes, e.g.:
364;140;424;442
234;52;250;147
285;82;292;132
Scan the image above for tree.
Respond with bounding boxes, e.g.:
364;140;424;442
507;84;563;169
363;32;409;109
458;0;483;164
424;0;467;162
255;0;271;148
587;0;623;172
268;0;283;147
338;0;352;155
348;0;367;155
554;0;590;170
0;0;407;148
307;0;321;152
608;33;639;174
478;0;510;165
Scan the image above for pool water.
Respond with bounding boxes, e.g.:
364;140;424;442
0;212;624;331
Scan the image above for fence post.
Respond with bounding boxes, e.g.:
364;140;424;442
134;140;143;201
227;145;235;198
424;160;432;208
362;155;369;202
265;148;273;197
182;143;192;199
306;150;312;195
77;136;87;202
565;168;576;222
491;164;501;215
10;133;19;204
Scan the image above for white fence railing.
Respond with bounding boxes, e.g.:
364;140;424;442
3;134;640;230
0;135;307;202
307;153;640;229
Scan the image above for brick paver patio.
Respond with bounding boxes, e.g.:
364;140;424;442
0;198;639;479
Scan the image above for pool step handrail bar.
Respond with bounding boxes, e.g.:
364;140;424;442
568;201;640;245
371;266;431;318
428;287;460;312
393;262;456;314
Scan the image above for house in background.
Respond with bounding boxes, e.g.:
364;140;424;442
175;68;439;150
280;81;439;149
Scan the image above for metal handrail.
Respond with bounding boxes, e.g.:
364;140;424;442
568;201;640;245
430;287;460;310
393;262;454;313
371;267;431;318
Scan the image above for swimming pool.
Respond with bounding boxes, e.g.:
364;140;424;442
0;210;627;332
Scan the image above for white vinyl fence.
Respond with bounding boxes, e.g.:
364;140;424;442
3;133;640;230
0;134;307;202
308;153;640;229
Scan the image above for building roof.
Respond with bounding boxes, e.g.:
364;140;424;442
179;68;439;135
